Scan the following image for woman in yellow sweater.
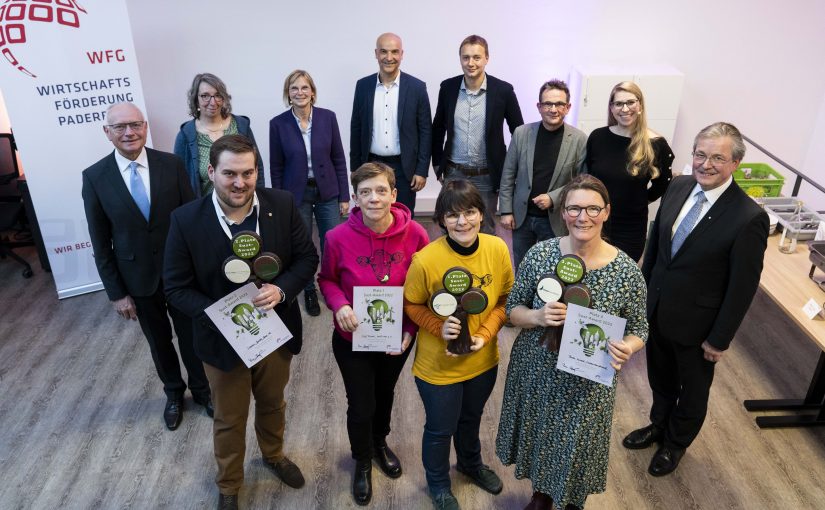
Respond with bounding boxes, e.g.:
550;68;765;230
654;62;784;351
404;179;514;510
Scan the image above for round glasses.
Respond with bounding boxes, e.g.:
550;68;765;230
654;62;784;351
444;209;480;224
199;93;224;104
564;205;606;218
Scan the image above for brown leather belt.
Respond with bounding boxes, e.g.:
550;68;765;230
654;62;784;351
446;161;489;177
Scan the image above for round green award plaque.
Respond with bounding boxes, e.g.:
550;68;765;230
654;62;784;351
231;230;262;259
460;288;489;314
223;256;252;284
442;266;473;295
555;254;586;284
431;289;459;317
253;252;282;281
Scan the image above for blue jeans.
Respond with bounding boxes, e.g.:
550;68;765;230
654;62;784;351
298;185;340;291
414;366;498;493
443;167;496;235
512;215;555;274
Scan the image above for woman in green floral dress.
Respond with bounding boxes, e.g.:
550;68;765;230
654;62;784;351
496;175;648;510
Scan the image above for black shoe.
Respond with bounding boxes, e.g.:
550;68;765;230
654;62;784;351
430;489;460;510
373;442;402;478
163;396;183;430
456;464;502;495
352;460;372;506
304;289;321;316
622;424;663;450
217;494;238;510
193;392;214;418
266;456;305;488
648;446;685;477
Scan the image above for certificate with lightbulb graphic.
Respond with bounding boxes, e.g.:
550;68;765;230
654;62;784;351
204;282;293;368
352;286;403;352
556;303;626;387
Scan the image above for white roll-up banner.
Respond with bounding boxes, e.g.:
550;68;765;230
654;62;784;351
0;0;151;298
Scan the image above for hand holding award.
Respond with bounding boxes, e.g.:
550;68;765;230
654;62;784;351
430;266;488;355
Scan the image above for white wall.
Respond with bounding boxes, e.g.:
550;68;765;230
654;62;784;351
124;0;825;209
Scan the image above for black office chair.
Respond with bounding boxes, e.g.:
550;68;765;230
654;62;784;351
0;133;33;278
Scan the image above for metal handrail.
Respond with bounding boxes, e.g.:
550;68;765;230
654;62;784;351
742;134;825;197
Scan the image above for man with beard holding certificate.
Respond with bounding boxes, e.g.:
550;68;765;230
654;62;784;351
164;134;318;509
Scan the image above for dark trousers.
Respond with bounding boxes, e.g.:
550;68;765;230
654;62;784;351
133;286;209;399
647;315;716;450
368;154;417;215
512;215;555;273
332;331;412;462
414;366;498;493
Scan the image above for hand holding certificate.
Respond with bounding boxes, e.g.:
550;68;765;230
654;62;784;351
351;286;404;352
556;303;626;387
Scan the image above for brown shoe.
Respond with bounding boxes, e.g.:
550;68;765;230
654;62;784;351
265;456;305;488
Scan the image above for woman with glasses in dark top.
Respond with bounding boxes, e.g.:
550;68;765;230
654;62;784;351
496;175;647;510
583;81;673;261
173;73;265;197
270;69;350;317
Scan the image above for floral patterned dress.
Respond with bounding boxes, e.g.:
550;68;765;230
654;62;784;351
495;237;648;508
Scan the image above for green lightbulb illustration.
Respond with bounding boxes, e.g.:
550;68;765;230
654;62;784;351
231;303;260;335
578;324;607;357
367;299;392;331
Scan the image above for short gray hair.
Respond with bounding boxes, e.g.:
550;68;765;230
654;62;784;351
693;122;746;162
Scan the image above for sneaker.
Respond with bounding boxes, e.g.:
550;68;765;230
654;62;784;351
304;289;321;316
265;456;306;488
430;489;460;510
456;464;503;495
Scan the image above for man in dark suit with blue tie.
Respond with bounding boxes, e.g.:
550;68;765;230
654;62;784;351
82;102;211;431
622;122;769;476
351;32;432;215
431;34;524;234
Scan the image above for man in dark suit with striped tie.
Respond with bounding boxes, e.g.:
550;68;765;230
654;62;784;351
82;102;211;431
622;122;769;476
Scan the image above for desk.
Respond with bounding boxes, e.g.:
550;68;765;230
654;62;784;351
743;234;825;427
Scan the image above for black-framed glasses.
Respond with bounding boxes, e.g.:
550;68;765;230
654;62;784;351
539;101;568;110
199;93;224;103
106;121;146;134
692;152;731;167
611;99;639;110
564;205;606;218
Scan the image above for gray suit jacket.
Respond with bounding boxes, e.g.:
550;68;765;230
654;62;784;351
498;122;587;236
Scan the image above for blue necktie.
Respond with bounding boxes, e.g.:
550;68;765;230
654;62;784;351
129;161;150;221
671;191;707;256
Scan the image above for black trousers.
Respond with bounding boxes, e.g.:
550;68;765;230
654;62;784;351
646;314;716;450
368;154;417;215
133;286;209;399
332;330;413;462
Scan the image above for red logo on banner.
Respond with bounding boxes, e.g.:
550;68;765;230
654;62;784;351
0;0;88;78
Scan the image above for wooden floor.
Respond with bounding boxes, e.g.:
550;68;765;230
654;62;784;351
1;221;825;510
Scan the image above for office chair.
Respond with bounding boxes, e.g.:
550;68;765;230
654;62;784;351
0;133;33;278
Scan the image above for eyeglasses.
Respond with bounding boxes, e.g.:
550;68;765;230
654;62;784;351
539;101;568;111
611;99;639;110
564;205;606;218
692;152;731;167
357;187;392;198
444;209;480;223
199;93;224;104
106;121;146;134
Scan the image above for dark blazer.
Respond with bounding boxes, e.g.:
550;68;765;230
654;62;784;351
173;114;265;198
642;175;769;350
431;74;524;190
82;148;194;301
269;107;348;203
350;71;432;180
163;188;319;371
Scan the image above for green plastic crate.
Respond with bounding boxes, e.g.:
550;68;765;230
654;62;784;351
734;163;784;198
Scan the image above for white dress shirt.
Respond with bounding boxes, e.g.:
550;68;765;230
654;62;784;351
212;190;260;240
114;147;150;202
370;72;401;156
671;176;733;238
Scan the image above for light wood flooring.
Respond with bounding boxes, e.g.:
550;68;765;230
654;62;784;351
1;221;824;510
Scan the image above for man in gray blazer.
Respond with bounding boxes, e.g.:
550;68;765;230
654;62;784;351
499;80;587;271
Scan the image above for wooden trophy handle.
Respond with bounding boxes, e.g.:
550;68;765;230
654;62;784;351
447;307;473;355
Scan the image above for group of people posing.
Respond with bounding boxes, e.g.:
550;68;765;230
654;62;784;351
81;31;770;510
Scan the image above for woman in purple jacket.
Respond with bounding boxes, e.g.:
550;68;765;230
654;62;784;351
270;69;349;316
318;162;429;506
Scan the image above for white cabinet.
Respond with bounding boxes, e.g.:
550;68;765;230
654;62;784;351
567;65;684;143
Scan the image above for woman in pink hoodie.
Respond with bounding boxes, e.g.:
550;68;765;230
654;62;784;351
318;162;429;506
